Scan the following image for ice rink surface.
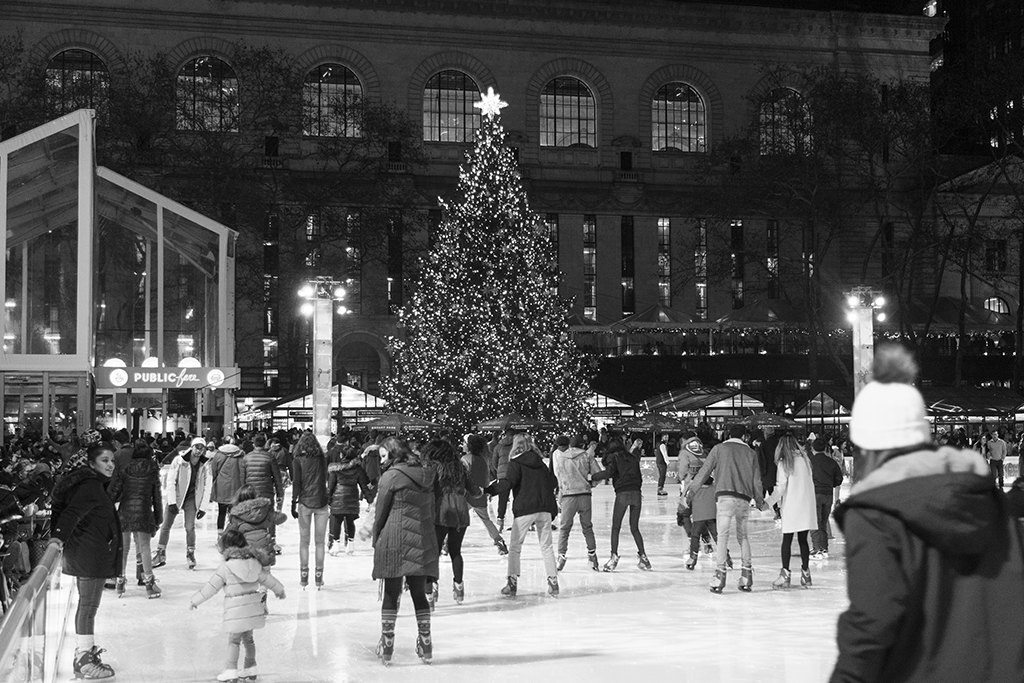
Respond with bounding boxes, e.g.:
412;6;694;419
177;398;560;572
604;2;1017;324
62;483;851;682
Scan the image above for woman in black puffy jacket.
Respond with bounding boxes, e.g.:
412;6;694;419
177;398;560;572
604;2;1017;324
109;439;163;598
327;446;370;555
423;439;479;608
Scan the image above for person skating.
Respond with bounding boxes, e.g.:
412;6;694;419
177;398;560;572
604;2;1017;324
462;434;508;555
656;433;671;496
770;434;817;589
809;437;843;560
552;435;602;571
152;436;209;570
986;429;1007;488
686;423;764;593
108;439;163;598
290;432;330;590
485;433;561;598
240;433;285;555
326;446;371;555
423;439;479;607
831;343;1024;683
591;437;652;572
209;436;245;531
677;436;722;570
492;428;515;531
225;485;287;567
190;529;286;683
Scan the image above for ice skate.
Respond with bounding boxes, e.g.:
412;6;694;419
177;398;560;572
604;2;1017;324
657;488;668;497
556;554;567;571
377;612;396;666
151;546;166;569
453;581;464;604
709;568;727;594
238;664;258;681
494;538;508;556
428;581;438;611
314;568;324;590
685;551;698;570
547;575;559;598
588;552;600;571
216;669;238;682
602;553;619;572
800;568;812;588
772;568;792;589
500;575;517;598
300;566;309;589
73;647;114;680
144;574;161;599
416;610;432;664
115;576;126;598
738;566;753;592
345;538;355;555
186;548;196;570
637;552;652;571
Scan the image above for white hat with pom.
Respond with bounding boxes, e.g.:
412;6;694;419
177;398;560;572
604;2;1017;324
849;344;932;451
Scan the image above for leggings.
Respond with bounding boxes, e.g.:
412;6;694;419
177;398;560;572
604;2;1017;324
226;630;256;670
435;525;467;583
75;577;106;635
688;519;718;555
382;575;430;613
782;530;810;571
610;491;645;556
297;504;329;569
217;503;232;531
329;514;357;543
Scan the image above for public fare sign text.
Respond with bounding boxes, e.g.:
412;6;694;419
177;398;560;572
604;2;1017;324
96;367;237;390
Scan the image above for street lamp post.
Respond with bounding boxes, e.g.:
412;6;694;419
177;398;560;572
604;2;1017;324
845;286;886;395
299;277;350;448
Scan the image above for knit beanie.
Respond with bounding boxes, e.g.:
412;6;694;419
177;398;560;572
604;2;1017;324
849;344;931;451
682;436;704;456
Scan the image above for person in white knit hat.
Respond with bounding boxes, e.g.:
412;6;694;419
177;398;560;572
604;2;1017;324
830;343;1024;683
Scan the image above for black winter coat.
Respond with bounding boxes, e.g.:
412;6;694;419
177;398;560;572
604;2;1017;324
52;468;123;579
109;454;162;533
291;454;329;509
831;446;1024;683
592;446;643;493
487;450;558;518
327;460;370;516
241;448;284;502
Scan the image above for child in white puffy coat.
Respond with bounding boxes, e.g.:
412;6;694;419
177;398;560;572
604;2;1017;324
190;530;285;682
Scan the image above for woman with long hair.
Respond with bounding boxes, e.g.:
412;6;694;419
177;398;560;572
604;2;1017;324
423;439;477;607
772;434;817;589
592;437;650;572
372;437;439;665
109;439;163;598
290;432;329;589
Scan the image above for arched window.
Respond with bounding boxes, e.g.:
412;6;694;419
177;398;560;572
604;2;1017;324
423;70;480;143
985;297;1010;314
540;77;596;148
652;83;706;152
759;87;810;155
176;56;238;132
304;64;362;137
45;49;109;115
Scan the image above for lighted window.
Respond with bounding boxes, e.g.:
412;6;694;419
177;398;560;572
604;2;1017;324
985;297;1010;314
540;77;596;148
658;218;671;306
176;56;238;132
423;70;481;143
621;216;635;317
45;49;109;116
303;64;362;137
759;88;810;156
695;219;708;321
652;83;706;152
766;220;779;299
583;215;597;319
731;220;744;309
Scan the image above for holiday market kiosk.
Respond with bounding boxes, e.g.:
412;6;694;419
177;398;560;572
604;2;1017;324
0;110;239;442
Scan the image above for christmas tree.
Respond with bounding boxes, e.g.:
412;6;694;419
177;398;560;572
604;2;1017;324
381;88;592;435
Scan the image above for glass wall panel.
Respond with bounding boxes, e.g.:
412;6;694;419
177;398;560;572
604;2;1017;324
162;210;220;367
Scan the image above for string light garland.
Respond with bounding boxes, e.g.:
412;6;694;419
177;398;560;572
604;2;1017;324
380;91;592;434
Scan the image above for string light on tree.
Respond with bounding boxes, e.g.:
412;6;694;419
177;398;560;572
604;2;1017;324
381;89;591;434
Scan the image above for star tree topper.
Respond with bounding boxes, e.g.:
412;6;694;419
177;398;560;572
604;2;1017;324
474;87;508;119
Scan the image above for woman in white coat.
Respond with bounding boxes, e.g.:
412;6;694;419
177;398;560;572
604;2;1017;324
772;434;817;589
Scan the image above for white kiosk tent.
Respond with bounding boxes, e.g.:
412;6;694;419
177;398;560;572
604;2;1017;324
0;110;238;441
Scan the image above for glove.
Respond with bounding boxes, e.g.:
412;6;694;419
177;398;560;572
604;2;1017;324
167;504;179;516
196;509;206;520
276;589;286;600
189;603;197;611
290;502;298;519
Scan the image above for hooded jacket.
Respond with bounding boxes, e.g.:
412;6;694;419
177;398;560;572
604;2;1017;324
462;448;494;508
552;446;601;496
487;449;559;518
190;545;285;633
830;446;1024;683
52;468;123;579
209;444;245;504
372;463;439;580
677;444;716;523
327;459;370;516
591;444;643;494
109;452;163;533
225;498;287;567
162;452;209;510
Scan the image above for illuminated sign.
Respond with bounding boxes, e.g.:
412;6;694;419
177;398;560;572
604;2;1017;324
95;367;240;390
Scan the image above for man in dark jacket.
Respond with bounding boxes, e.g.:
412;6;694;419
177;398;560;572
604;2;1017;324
831;344;1024;683
241;433;284;551
809;437;843;559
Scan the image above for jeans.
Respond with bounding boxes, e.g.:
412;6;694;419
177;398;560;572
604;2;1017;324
507;512;557;577
557;494;596;556
157;496;197;549
329;513;357;543
226;630;256;670
120;531;153;577
688;519;717;555
297;503;329;569
471;505;502;542
75;577;105;635
991;459;1005;488
435;525;467;583
810;494;832;552
656;458;668;490
715;495;752;571
610;490;645;556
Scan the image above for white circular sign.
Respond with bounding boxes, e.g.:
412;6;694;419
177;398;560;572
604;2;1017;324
109;368;129;387
206;369;225;388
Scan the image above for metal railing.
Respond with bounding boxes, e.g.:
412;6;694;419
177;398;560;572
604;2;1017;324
0;544;70;683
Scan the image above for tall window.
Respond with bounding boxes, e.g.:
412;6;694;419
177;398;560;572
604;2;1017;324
657;218;672;306
344;210;362;316
303;64;361;137
695;219;708;321
985;297;1010;314
583;215;597;319
766;219;779;299
176;56;238;132
423;70;481;143
759;88;809;156
387;212;404;313
652;83;706;152
731;220;744;309
45;49;109;116
540;77;596;148
263;207;280;337
985;239;1008;272
621;217;635;317
305;211;322;269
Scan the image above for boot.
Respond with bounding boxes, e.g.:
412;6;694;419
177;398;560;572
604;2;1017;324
115;576;126;598
186;548;196;570
238;665;258;682
546;576;559;598
738;567;753;592
135;559;145;586
144;574;162;599
709;568;727;594
772;568;792;590
555;554;567;572
415;609;432;664
685;551;698;570
494;538;508;556
453;580;464;605
637;552;652;571
216;670;237;682
800;568;812;588
602;553;620;572
500;575;517;598
73;647;115;680
300;566;309;589
376;610;396;666
151;546;166;569
315;567;324;590
587;551;600;572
